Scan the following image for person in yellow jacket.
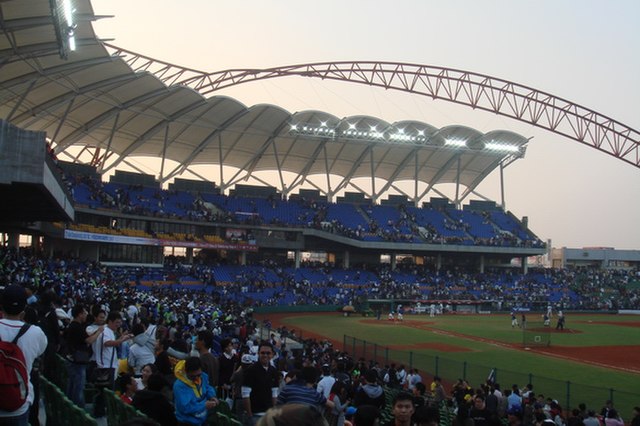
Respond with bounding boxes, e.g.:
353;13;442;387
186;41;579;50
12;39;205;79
173;356;219;425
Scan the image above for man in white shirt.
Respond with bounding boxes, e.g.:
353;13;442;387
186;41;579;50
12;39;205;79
0;285;47;426
86;309;107;363
316;364;336;399
93;311;131;417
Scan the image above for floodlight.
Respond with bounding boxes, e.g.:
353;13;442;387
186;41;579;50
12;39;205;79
320;121;327;127
486;142;520;152
50;0;78;58
445;138;466;148
63;0;74;25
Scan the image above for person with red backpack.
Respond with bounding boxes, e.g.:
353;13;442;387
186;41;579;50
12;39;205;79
0;285;48;425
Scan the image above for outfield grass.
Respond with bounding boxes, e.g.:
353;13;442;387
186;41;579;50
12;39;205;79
273;312;640;417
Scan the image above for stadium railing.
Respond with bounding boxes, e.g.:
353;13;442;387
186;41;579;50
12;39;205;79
40;375;98;426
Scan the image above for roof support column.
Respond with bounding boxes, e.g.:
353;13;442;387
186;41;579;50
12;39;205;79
414;153;419;207
455;156;461;209
500;162;506;210
370;149;376;203
272;141;286;196
100;112;120;172
218;133;225;193
159;122;170;182
323;145;332;202
51;96;76;143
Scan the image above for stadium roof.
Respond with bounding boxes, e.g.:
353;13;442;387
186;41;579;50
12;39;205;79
0;0;528;203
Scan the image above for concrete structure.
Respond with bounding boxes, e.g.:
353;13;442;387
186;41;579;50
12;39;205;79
550;247;640;269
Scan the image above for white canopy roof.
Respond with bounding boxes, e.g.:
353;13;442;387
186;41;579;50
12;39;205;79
0;0;528;201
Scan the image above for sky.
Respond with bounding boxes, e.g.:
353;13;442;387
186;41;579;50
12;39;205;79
90;0;640;250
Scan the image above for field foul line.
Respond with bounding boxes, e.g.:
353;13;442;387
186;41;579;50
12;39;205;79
406;323;640;374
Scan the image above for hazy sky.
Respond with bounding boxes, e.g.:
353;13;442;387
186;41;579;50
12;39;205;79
91;0;639;250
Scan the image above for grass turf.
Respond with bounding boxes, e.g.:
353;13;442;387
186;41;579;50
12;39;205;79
270;312;640;417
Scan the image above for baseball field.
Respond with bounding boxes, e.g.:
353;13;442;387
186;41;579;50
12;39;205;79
262;312;640;419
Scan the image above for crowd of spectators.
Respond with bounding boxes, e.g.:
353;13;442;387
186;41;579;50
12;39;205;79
63;173;545;249
1;246;639;426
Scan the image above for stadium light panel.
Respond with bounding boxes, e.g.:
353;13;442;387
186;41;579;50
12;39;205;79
50;0;78;58
63;0;74;25
445;138;466;148
486;142;520;152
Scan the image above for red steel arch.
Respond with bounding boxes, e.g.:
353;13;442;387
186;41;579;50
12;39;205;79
107;44;640;169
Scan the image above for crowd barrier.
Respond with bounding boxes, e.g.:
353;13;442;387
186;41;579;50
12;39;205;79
40;376;98;426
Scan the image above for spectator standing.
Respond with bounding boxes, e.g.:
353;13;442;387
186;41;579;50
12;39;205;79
507;386;523;414
231;354;254;425
469;395;493;426
218;338;238;399
354;405;381;426
316;364;336;399
383;392;415;426
396;365;408;389
407;368;423;392
604;409;624;426
64;304;103;407
128;322;156;376
94;311;132;417
242;342;280;424
196;330;219;388
354;370;385;410
582;411;600;426
328;380;350;426
0;285;48;426
432;376;447;405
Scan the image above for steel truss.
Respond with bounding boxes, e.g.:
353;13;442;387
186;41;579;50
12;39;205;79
106;43;639;169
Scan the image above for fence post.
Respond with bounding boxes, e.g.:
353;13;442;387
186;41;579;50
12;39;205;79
529;373;533;386
566;381;571;412
609;388;614;404
435;356;439;377
410;352;413;370
463;361;467;380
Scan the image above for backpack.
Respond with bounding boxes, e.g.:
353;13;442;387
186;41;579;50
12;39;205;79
0;324;31;411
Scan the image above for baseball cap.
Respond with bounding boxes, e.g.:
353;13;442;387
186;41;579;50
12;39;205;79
2;285;27;315
241;354;254;364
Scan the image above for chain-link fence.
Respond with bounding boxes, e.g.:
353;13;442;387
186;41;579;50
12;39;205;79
344;335;639;417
